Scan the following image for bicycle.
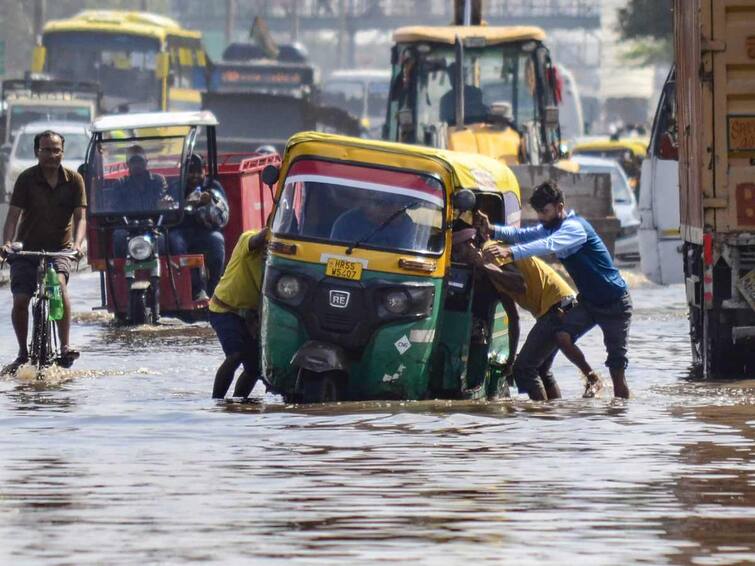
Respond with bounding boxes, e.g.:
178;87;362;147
2;246;79;373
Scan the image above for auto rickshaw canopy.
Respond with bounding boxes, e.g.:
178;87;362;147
91;110;218;133
280;131;520;204
393;26;546;45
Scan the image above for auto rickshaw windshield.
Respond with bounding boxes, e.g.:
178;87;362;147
87;136;186;216
272;158;445;254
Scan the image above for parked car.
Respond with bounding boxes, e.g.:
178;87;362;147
572;155;640;262
4;121;90;196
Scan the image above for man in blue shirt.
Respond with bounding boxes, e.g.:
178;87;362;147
477;181;632;399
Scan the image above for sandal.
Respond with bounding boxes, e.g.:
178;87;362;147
582;372;604;398
57;348;80;369
1;355;29;376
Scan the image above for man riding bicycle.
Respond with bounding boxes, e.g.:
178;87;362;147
1;130;87;375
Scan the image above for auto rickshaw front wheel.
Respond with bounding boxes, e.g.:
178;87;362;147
297;370;346;404
129;289;149;326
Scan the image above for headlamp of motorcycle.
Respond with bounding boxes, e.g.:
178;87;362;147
127;235;154;261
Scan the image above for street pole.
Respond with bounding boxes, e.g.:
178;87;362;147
337;0;347;68
225;0;236;45
140;0;148;11
33;0;47;41
291;0;300;43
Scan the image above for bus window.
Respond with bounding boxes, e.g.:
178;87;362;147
44;31;161;112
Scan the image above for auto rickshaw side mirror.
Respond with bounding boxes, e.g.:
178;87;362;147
261;164;280;201
452;189;477;212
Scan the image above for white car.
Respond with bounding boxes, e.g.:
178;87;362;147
572;155;641;263
4;121;90;197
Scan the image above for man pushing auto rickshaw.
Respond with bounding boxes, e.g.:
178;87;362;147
476;180;633;399
208;227;268;399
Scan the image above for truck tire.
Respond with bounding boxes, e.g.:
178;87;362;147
688;305;703;367
703;309;735;378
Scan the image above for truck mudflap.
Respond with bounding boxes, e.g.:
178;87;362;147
509;165;620;256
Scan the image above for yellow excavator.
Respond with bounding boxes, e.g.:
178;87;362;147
384;0;620;253
384;0;563;166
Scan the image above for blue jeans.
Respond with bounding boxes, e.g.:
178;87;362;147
167;227;225;296
209;311;259;375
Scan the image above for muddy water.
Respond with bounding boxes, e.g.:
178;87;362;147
1;270;754;565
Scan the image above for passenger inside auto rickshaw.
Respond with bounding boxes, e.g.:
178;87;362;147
329;190;418;250
168;154;229;300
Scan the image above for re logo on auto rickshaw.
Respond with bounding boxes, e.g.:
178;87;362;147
328;290;351;309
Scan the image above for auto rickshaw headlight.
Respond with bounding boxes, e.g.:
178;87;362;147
383;290;411;315
276;275;302;300
127;235;154;261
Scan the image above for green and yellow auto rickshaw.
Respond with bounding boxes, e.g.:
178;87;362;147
260;132;522;403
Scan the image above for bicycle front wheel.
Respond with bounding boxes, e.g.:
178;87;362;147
30;298;52;370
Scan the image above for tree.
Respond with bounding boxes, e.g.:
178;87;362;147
617;0;673;41
616;0;673;65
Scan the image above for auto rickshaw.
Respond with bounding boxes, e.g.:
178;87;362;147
260;132;522;403
571;138;648;197
84;111;278;324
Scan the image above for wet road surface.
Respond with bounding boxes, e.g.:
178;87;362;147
1;270;754;565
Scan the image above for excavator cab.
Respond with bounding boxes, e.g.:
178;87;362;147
384;25;562;166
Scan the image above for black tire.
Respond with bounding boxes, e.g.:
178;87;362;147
689;305;703;367
300;371;344;404
703;309;735;378
30;298;51;370
150;278;160;325
129;289;148;325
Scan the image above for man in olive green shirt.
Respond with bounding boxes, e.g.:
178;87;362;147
1;130;87;374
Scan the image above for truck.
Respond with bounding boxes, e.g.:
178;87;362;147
202;20;361;153
0;77;101;203
675;0;755;376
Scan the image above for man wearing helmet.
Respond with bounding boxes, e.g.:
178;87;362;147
168;154;229;301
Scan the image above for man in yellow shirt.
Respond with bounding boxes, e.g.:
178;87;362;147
208;227;267;399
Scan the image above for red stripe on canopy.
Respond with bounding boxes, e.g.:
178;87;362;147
288;159;443;199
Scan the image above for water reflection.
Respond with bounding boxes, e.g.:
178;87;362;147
0;275;754;565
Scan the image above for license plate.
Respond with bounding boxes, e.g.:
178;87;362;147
737;268;755;312
325;258;363;281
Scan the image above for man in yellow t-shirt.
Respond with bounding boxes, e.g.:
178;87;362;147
208;227;267;399
454;230;601;400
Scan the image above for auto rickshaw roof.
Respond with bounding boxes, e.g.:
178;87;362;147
91;111;219;133
282;131;520;197
393;26;546;45
572;138;649;157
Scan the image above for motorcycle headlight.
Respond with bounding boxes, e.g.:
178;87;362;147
276;275;302;300
383;290;411;315
127;235;154;261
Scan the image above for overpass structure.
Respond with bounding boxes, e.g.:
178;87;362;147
174;0;601;38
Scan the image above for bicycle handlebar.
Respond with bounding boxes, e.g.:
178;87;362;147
5;250;79;259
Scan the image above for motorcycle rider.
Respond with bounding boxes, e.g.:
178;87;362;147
168;153;229;301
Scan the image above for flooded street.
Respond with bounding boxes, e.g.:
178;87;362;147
1;270;754;565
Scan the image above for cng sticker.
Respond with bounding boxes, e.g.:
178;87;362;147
394;335;411;355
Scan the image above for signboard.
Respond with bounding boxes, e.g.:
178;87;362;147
728;115;755;152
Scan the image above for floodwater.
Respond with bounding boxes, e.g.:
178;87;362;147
1;269;754;565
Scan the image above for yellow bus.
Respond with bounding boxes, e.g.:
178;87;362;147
32;11;207;113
